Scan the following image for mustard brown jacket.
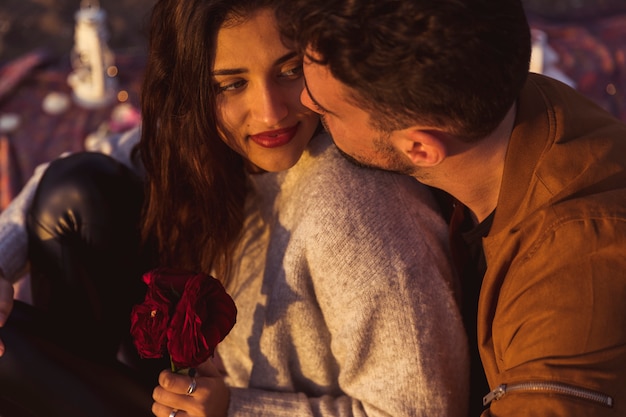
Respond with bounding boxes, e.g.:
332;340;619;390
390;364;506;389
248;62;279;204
481;73;626;416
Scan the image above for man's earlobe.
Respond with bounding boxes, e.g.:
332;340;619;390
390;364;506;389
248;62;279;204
402;129;446;167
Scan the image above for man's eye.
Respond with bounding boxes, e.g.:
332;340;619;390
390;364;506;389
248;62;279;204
308;97;326;114
313;102;326;113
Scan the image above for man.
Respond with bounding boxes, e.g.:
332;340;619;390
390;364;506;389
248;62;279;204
279;0;626;415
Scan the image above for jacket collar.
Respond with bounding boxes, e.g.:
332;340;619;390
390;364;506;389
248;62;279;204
490;73;552;237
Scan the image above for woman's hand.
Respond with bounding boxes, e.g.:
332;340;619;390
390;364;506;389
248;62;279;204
152;359;230;417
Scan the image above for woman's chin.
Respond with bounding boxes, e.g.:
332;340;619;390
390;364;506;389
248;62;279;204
257;153;303;173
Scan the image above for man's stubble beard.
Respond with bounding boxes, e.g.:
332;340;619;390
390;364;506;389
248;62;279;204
321;115;420;178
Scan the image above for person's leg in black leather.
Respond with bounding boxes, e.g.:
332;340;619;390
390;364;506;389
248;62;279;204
0;152;166;416
25;152;155;364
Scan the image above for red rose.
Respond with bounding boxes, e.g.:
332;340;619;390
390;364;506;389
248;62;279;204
130;268;237;370
130;294;170;358
130;269;178;358
167;273;237;369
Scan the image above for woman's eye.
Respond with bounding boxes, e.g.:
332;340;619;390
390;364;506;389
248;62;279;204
218;79;247;93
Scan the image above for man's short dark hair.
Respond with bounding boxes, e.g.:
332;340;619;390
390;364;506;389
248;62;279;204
279;0;532;141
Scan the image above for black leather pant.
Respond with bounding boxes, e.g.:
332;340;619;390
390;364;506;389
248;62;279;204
27;152;148;358
0;152;165;417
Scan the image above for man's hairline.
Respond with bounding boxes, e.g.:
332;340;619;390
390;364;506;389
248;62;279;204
302;46;406;134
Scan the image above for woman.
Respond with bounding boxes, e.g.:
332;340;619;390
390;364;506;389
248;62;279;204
139;0;468;416
0;0;468;416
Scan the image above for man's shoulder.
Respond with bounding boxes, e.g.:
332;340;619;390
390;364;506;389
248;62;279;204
486;189;626;269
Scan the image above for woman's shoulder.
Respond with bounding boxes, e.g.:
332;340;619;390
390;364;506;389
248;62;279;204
279;133;452;291
282;132;442;224
300;132;435;204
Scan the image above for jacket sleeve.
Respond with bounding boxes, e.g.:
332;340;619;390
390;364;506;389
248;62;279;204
481;216;626;417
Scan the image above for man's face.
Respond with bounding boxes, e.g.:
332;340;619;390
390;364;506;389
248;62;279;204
301;50;417;175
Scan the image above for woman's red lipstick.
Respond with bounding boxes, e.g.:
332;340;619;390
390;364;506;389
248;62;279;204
249;124;298;148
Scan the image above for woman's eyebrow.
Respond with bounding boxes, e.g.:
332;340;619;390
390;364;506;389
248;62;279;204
212;68;246;76
212;52;298;76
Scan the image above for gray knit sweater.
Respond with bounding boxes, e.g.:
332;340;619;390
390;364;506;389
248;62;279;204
220;133;469;416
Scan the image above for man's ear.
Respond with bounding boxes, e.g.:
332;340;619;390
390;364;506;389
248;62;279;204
396;127;447;167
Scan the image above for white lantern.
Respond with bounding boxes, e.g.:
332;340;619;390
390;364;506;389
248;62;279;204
67;0;118;108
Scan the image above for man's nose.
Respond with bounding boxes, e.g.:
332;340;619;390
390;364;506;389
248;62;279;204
300;88;320;114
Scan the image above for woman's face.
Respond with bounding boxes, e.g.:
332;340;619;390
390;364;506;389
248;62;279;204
213;8;319;173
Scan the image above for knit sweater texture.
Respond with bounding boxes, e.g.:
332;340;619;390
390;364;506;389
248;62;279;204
220;133;468;416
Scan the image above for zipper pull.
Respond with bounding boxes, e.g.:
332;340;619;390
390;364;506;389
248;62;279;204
483;384;506;406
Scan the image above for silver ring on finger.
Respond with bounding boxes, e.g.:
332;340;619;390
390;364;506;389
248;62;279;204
169;409;178;417
186;376;197;396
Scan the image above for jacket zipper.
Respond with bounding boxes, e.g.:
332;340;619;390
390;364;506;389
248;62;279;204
483;381;614;407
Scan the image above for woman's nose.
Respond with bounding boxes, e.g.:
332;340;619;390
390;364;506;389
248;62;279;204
250;84;289;126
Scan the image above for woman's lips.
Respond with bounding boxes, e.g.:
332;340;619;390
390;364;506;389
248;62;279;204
249;124;298;148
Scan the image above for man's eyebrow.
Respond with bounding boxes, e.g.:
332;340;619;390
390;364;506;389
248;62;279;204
212;52;298;76
304;76;333;115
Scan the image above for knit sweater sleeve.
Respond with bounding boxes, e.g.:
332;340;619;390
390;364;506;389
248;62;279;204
0;162;47;281
305;176;468;417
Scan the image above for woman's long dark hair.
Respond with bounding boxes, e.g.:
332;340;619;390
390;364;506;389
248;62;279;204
139;0;282;285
